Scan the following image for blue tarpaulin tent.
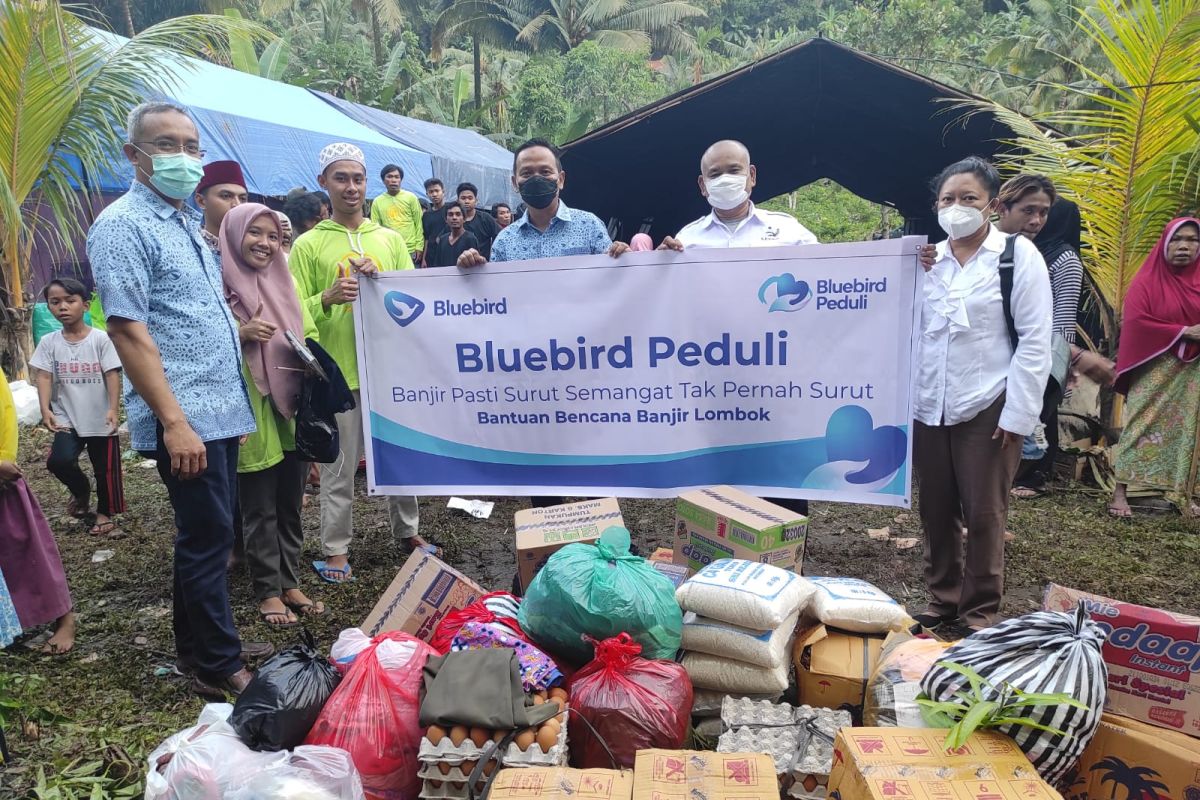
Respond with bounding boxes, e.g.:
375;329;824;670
313;91;518;207
81;31;433;199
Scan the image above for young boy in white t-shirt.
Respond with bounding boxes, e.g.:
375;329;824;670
30;278;126;537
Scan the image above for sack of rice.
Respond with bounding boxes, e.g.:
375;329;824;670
807;577;908;634
675;560;814;630
681;611;799;669
682;651;790;694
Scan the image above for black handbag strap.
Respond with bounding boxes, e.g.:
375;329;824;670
998;233;1020;352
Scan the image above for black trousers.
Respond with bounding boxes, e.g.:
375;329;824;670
240;452;308;603
47;431;125;516
146;430;243;682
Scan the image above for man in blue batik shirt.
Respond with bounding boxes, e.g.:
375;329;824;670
456;138;629;267
457;138;628;507
88;101;271;699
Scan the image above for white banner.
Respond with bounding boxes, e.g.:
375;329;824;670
355;239;924;506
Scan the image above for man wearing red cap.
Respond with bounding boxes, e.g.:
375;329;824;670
195;160;248;254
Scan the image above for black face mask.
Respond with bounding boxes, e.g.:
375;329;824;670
518;175;559;210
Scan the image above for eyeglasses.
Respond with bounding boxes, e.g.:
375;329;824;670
133;140;206;157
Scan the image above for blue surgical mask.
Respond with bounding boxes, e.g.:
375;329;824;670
140;151;205;200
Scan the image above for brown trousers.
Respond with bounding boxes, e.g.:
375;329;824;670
913;394;1022;627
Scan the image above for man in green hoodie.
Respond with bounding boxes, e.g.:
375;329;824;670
290;142;434;584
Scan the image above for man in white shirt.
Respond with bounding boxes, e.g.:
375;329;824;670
658;140;817;517
658;140;819;251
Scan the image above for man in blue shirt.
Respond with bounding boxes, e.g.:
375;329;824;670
458;139;628;507
88;101;269;699
457;138;629;266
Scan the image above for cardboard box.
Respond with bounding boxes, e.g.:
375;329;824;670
489;767;634;800
1043;583;1200;737
649;547;674;563
673;486;808;576
1065;713;1200;800
827;728;1062;800
361;552;484;641
794;624;885;723
633;750;778;800
514;498;624;590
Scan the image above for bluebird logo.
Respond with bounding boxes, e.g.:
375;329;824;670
384;291;425;327
758;273;812;312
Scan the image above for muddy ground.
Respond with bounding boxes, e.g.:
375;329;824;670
2;424;1198;796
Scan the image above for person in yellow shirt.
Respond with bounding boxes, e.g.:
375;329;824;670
370;163;424;263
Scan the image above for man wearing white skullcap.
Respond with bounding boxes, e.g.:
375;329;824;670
289;143;433;585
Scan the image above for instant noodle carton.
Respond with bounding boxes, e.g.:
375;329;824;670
673;486;808;576
490;767;633;800
632;750;778;800
1043;583;1200;737
827;728;1062;800
514;498;623;591
362;552;484;641
793;624;885;723
1063;713;1200;800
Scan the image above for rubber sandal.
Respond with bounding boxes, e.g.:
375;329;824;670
1010;487;1042;499
259;609;299;627
89;520;123;538
401;539;441;557
66;496;90;519
284;599;326;617
312;560;354;584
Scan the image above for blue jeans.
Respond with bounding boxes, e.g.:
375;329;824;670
146;429;243;682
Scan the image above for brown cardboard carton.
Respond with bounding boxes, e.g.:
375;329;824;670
794;624;885;722
361;551;484;641
489;767;634;800
673;486;808;576
1043;583;1200;737
633;750;778;800
1062;713;1200;800
514;498;624;590
828;728;1062;799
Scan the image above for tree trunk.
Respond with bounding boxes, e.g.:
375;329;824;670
120;0;135;36
473;35;482;113
370;7;384;66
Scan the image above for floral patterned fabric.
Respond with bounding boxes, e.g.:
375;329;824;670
1114;353;1200;507
0;568;21;648
450;620;562;691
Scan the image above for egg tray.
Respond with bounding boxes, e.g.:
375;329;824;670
419;776;483;800
418;709;569;769
716;699;850;792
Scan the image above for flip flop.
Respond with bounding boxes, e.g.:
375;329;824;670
284;599;326;617
259;608;299;627
401;539;442;557
1010;486;1042;499
89;520;124;538
312;560;354;584
66;496;90;519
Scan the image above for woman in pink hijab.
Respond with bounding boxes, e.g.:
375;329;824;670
221;203;324;624
1109;217;1200;517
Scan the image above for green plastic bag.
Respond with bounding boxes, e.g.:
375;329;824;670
518;526;682;665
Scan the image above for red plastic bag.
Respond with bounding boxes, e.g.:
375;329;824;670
428;591;524;654
567;633;692;769
304;631;434;800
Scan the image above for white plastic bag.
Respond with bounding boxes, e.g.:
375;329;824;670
144;704;286;800
330;627;420;674
681;610;799;668
676;560;814;630
682;651;790;694
807;577;908;634
8;380;39;426
226;745;364;800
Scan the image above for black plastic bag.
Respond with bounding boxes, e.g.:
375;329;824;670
295;338;354;463
231;631;341;751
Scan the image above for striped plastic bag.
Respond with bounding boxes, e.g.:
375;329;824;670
919;603;1107;784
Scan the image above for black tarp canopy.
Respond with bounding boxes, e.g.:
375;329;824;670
560;37;1023;242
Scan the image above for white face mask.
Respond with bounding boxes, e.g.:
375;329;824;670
704;173;751;211
938;204;987;240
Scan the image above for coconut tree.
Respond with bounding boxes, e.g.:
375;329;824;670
432;0;704;109
958;0;1200;352
0;0;270;375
